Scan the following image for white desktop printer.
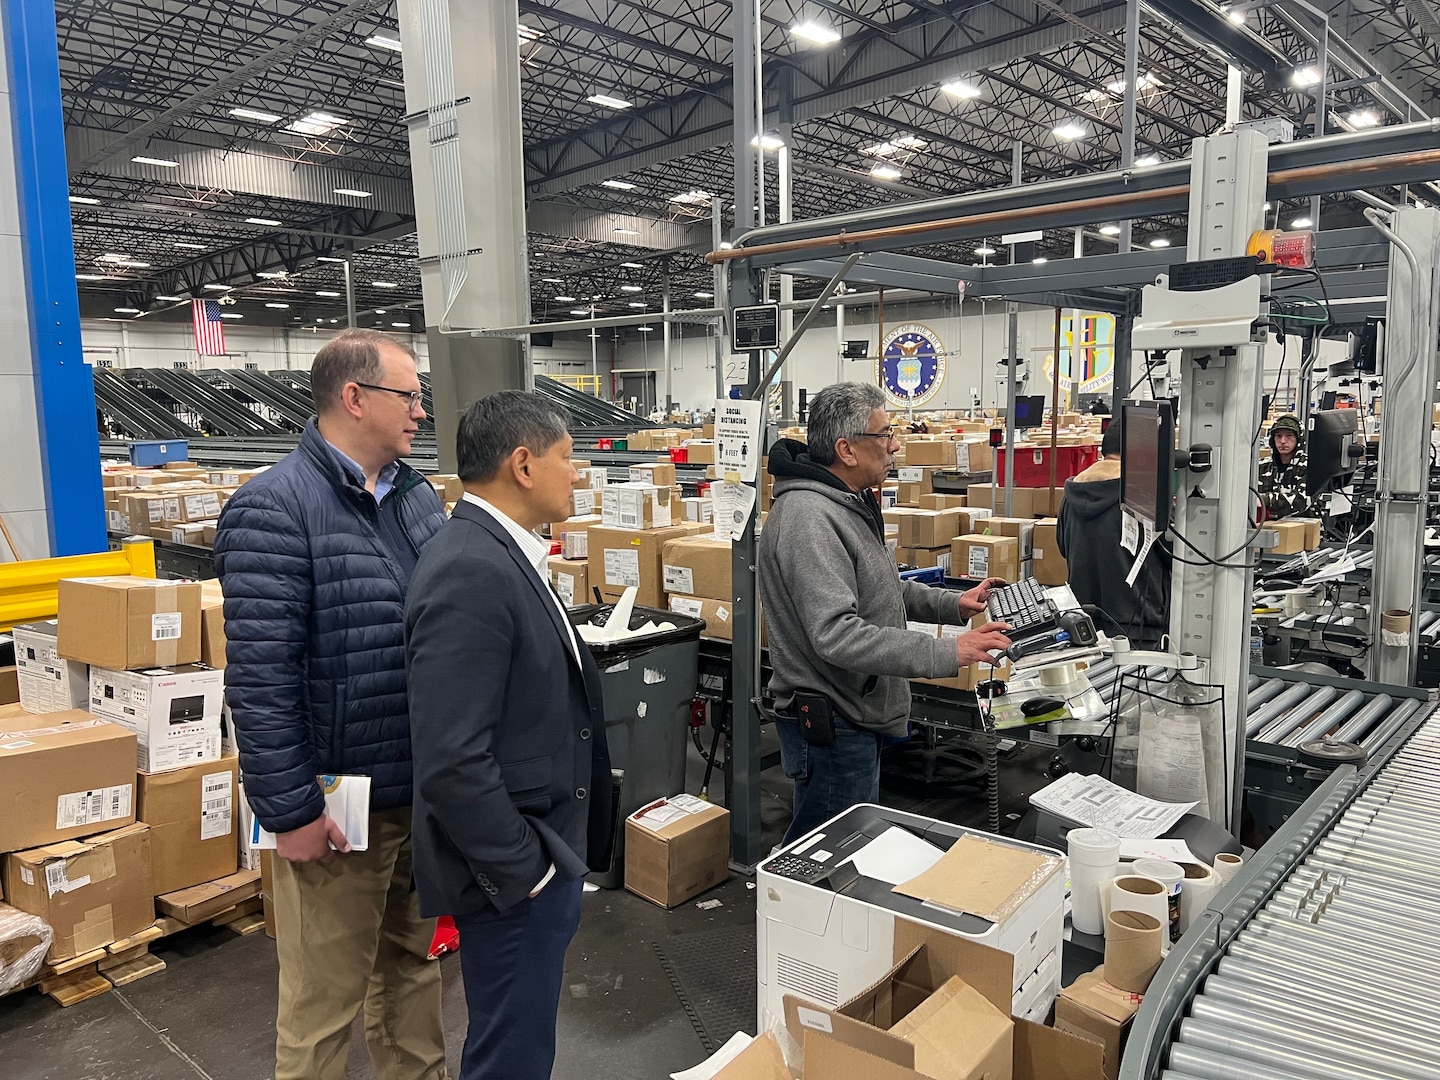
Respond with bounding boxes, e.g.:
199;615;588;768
756;804;1066;1028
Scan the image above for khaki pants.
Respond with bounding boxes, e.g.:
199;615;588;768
273;806;448;1080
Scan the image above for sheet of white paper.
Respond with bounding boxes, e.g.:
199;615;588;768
1119;838;1196;864
1303;555;1357;585
1030;772;1195;839
1125;519;1158;589
711;482;757;542
840;825;945;885
670;1032;756;1080
1138;712;1211;811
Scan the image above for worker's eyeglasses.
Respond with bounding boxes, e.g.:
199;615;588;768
852;426;896;441
357;383;424;408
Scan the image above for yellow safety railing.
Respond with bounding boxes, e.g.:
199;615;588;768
549;374;604;396
0;537;156;630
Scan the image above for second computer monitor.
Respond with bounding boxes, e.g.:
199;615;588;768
1120;400;1175;533
1011;395;1047;428
1305;408;1359;497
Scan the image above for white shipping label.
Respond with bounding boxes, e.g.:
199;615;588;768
618;490;644;529
185;493;220;518
715;605;729;621
955;443;972;472
572;489;596;516
669;596;703;618
562;532;588;560
663;564;694;594
937;552;952;573
200;770;234;841
898;468;924;483
152;612;183;641
603;548;641;588
968;545;990;578
20;866;33;885
1034;548;1045;560
796;1006;833;1033
56;784;132;831
553;574;575;607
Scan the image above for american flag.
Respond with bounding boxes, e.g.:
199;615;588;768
192;299;226;356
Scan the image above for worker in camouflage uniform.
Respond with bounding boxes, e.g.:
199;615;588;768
1258;413;1310;519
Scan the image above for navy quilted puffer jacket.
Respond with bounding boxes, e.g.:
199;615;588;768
214;418;446;834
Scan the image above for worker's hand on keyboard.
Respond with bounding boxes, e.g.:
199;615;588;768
955;622;1012;666
958;577;1010;618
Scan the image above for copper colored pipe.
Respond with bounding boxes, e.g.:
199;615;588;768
705;146;1440;265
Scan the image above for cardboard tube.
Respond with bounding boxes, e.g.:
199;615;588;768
1101;875;1172;952
1179;862;1221;933
1104;910;1164;993
1068;828;1121;936
1213;852;1244;885
1382;609;1412;634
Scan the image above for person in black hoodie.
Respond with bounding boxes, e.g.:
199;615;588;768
1056;423;1170;648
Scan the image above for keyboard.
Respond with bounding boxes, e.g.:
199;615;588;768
986;577;1061;639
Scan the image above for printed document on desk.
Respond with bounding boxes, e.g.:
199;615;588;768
1030;772;1194;839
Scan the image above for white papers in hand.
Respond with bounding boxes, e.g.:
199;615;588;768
1030;773;1194;839
841;826;945;885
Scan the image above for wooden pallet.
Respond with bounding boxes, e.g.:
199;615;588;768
155;893;265;939
38;966;111;1007
103;954;166;987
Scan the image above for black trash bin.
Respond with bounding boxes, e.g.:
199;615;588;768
570;603;705;889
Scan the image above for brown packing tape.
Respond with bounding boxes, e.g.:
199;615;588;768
77;845;118;886
73;903;117;957
1103;910;1163;993
154;582;179;667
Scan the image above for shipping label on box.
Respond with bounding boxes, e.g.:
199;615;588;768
0;712;137;851
954;535;1020;582
625;796;730;908
13;621;89;714
572;488;598;517
89;664;224;773
629;462;677;488
661;535;732;601
985;518;1036;560
107;509;132;534
179;490;223;522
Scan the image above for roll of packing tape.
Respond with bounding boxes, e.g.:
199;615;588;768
1100;875;1172;953
1132;858;1184;943
1104;910;1164;994
1068;828;1121;937
1213;852;1244;886
1178;862;1221;933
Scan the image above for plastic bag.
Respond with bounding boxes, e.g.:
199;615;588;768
0;903;53;995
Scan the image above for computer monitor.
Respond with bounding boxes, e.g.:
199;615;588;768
1120;400;1175;533
1319;391;1338;411
1012;395;1046;428
1305;409;1360;497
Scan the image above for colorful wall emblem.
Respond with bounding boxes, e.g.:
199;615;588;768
877;323;947;407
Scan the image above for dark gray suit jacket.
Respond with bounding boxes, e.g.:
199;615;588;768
406;499;613;918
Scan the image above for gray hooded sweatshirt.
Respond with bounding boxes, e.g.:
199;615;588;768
757;439;966;738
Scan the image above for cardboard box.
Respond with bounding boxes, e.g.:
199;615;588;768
1263;520;1309;555
1025;487;1065;518
956;439;995;474
1031;520;1068;587
601;483;674;530
155;867;261;924
571;487;600;518
708;1033;790;1080
118;491;181;527
983;518;1037;561
666;595;761;644
919;493;968;510
956;507;993;534
905;439;957;467
1289;518;1323;550
896;547;952;572
197;581;226;669
89;664;224;773
0;712;138;851
966;483;995;511
12;621;89;714
547;556;590;608
2;823;155;961
137;756;239;895
154;522;209;545
662;535;732;600
685;441;716;465
680;496;712;524
107;509;133;535
953;535;1020;582
895;466;945;497
629;462;677;488
175;488;224;523
903;509;963;550
588;524;695;609
624;795;729;908
1054;968;1142;1080
553;515;600;561
0;666;15;705
58;576;202;670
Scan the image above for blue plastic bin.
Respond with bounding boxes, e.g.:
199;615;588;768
129;440;188;466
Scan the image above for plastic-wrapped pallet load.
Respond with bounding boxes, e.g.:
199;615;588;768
0;903;53;996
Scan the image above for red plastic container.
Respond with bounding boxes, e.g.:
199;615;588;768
995;444;1099;487
669;447;689;464
597;438;613;450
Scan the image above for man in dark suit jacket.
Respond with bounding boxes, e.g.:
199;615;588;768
406;390;612;1080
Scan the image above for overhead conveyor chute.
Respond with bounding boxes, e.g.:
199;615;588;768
93;369;201;440
128;368;287;436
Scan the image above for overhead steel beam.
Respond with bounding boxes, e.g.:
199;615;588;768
71;0;393;173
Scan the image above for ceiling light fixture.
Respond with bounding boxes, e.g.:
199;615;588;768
333;187;372;198
517;24;543;42
286;111;347;136
174;242;207;250
613;227;640;235
246;217;282;226
554;295;576;302
256;271;287;279
1133;154;1160;167
627;301;647;308
76;274;108;281
203;284;232;291
1226;7;1246;22
114;307;141;314
316;256;347;263
693;291;714;299
228;107;283;122
1291;66;1321;88
940;79;982;99
569;308;591;315
1053;122;1086;140
365;34;402;51
265;302;290;309
372;280;398;288
68;195;100;205
637;325;654;332
1149;237;1172;248
586;93;633;109
1347;109;1379;128
669;189;712;205
974;245;997;256
870;163;904;180
620;262;643;269
132;155;179;168
602;179;636;191
155;294;184;301
541;277;564;284
620;284;644;293
316;290;342;297
1033;256;1049;264
1290;216;1313;228
375;309;388;315
220;313;244;319
789;20;841;44
752;134;785;150
1100;224;1122;236
113;260;151;268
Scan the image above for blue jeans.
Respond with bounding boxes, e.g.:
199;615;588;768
775;718;881;847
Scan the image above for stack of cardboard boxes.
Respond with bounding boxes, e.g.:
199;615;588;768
103;462;261;548
0;574;250;995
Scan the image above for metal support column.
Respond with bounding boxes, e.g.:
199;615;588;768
1170;130;1271;827
1368;207;1440;684
1226;65;1245;127
727;0;766;869
1119;0;1140;254
3;0;105;556
662;265;672;413
343;255;357;328
1003;144;1022;516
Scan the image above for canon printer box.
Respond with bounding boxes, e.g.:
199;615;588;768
89;664;224;773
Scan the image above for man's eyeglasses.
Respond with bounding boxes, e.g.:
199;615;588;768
357;383;424;408
852;427;896;442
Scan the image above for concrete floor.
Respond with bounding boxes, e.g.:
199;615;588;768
0;728;1057;1080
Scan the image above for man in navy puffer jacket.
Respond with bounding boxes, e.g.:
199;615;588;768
214;329;448;1080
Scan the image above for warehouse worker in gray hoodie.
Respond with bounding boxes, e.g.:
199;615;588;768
759;382;1012;844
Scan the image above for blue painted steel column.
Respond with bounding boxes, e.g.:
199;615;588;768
4;0;104;555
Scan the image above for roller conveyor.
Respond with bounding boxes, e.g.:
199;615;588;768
1122;696;1440;1080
